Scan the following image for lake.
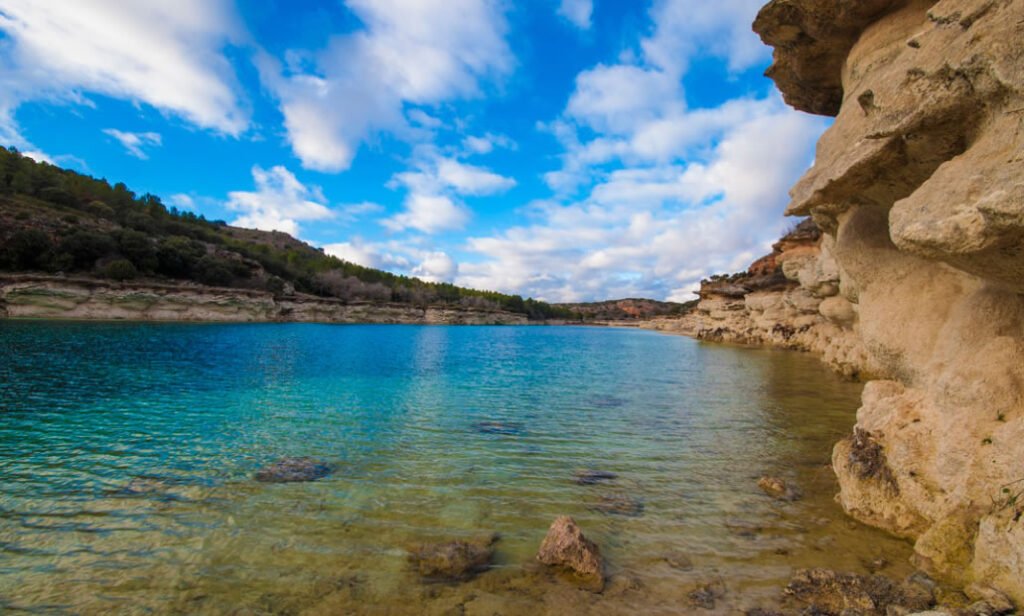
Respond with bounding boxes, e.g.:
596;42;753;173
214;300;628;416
0;322;912;614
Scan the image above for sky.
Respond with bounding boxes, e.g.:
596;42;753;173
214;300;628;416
0;0;828;302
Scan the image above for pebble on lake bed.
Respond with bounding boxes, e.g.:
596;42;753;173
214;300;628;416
253;457;333;483
536;516;604;592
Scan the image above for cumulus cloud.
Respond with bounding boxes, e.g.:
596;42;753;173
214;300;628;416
103;129;162;159
322;238;456;284
259;0;512;172
383;147;515;234
557;0;593;29
227;165;333;237
412;251;458;283
460;99;826;301
0;0;248;148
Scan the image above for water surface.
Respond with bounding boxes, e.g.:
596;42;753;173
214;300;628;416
0;322;912;614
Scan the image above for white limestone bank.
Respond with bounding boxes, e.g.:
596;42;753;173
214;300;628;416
0;276;527;325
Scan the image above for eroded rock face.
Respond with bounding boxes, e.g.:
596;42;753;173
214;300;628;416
536;516;604;592
755;0;1024;603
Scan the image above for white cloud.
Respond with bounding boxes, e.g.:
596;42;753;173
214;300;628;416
462;132;514;155
458;99;827;302
384;147;515;234
227;165;333;237
323;241;383;269
337;201;385;224
412;251;458;283
103;129;162;159
168;194;195;210
259;0;512;172
557;0;593;29
566;64;683;135
0;0;248;144
642;0;768;75
383;193;469;235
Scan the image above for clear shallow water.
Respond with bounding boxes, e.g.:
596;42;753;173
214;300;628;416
0;322;912;614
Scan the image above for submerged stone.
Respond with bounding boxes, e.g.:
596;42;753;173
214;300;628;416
536;516;604;592
573;469;618;485
254;457;333;483
472;421;524;436
408;535;498;582
758;476;802;501
688;579;726;610
784;568;934;615
591;494;644;517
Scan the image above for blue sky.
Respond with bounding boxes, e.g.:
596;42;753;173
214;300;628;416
0;0;827;302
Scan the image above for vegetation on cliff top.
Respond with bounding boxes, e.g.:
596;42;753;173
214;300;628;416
0;147;576;319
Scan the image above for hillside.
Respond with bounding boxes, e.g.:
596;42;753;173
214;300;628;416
555;297;695;321
0;147;571;320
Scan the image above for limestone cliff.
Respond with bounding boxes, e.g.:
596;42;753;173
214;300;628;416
748;0;1024;602
0;276;528;325
643;220;870;378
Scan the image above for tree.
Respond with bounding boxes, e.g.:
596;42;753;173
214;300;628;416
1;229;52;270
59;231;116;270
117;229;158;272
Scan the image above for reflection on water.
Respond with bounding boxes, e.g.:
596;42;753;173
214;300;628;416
0;322;911;614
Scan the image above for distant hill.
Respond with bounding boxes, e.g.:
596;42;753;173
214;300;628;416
0;146;572;320
556;298;696;321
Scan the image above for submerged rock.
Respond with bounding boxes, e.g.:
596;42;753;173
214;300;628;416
688;579;727;610
472;421;524;436
254;457;333;483
573;469;618;486
785;568;934;615
536;516;604;592
408;534;498;582
757;476;802;501
591;494;644;517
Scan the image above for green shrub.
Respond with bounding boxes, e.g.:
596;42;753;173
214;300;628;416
101;258;138;281
1;229;52;270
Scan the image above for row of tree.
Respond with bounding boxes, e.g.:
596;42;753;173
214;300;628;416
0;147;576;320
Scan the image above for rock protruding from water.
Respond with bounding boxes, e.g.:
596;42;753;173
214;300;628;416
757;476;802;501
573;469;618;485
254;457;333;483
408;535;498;583
785;568;934;615
536;516;604;592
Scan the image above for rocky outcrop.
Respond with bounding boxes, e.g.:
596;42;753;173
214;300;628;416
750;0;1024;604
0;275;528;325
536;516;604;592
642;220;870;378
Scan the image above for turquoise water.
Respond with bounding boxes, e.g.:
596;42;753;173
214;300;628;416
0;322;912;614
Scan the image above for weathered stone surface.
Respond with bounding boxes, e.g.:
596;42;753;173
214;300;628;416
536;516;604;592
408;535;497;582
253;457;333;483
785;568;934;615
752;0;1024;603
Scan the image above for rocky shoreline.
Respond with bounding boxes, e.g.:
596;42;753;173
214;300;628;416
0;275;528;325
640;0;1024;606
